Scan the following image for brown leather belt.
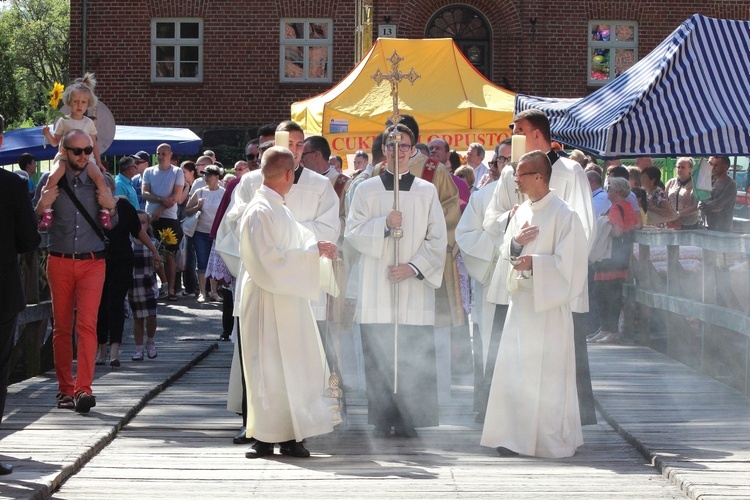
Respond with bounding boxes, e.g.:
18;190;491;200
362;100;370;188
48;251;106;260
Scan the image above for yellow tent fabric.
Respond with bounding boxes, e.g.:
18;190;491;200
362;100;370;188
291;38;515;159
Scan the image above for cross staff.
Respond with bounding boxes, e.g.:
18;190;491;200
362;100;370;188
372;50;419;394
372;50;420;126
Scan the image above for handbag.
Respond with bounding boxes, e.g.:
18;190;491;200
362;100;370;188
174;236;188;271
181;211;200;237
592;205;634;273
58;175;110;255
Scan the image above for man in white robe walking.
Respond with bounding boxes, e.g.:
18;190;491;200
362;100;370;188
240;147;339;459
346;124;447;438
481;151;588;458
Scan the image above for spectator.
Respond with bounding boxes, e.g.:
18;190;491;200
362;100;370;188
17;152;37;196
699;156;736;232
465;142;488;190
665;157;701;230
131;151;151;210
130;211;160;361
114;156;140;209
0;113;42;475
185;165;225;302
642;166;675;227
589;177;639;345
329;154;343;173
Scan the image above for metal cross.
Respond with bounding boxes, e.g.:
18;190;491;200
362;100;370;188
372;50;420;125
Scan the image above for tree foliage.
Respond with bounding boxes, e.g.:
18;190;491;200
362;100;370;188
0;0;69;128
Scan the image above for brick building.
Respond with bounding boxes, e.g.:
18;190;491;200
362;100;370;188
69;0;749;148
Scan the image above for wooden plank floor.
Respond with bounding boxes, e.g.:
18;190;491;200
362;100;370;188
50;346;687;499
588;344;750;500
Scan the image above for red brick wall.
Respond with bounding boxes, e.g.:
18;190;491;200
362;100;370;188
69;0;750;140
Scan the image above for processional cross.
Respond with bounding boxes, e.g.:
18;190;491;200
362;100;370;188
371;51;420;394
371;50;420;126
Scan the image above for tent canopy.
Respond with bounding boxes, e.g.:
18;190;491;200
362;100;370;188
292;38;515;156
516;14;750;159
0;125;202;166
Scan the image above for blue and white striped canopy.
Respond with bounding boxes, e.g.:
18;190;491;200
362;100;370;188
516;14;750;159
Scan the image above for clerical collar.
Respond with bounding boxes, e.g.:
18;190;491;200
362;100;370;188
322;166;334;177
380;169;415;192
546;149;559;167
293;165;303;184
530;189;552;205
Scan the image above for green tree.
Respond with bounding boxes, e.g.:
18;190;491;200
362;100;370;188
0;30;22;124
0;0;69;128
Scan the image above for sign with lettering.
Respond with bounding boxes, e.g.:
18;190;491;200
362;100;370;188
378;25;397;38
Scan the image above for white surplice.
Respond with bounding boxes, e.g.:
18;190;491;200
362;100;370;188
238;185;333;443
480;191;588;458
455;181;500;367
345;172;447;325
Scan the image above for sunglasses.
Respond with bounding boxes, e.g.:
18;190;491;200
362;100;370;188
66;146;94;156
246;154;258;161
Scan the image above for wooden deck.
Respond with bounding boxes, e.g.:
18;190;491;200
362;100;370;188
1;298;749;499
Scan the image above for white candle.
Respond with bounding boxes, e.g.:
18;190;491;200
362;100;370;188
511;135;526;163
275;131;289;149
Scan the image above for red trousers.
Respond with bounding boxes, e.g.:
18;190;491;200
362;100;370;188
47;256;105;397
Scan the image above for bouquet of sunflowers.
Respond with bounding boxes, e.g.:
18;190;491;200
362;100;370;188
156;227;178;263
43;82;67;147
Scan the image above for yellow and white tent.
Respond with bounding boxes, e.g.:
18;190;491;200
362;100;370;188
291;38;516;161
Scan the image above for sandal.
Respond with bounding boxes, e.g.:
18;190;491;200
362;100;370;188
56;393;75;410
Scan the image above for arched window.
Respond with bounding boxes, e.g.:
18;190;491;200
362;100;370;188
425;6;492;79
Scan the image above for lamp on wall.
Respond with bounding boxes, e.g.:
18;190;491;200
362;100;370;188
383;15;392;24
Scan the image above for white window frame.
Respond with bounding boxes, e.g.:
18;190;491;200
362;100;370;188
588;20;638;86
151;18;203;83
279;18;333;83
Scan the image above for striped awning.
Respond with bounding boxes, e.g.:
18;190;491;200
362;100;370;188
516;14;750;159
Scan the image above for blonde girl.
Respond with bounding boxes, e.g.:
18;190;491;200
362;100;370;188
41;73;111;229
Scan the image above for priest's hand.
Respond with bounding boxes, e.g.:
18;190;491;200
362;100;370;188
388;264;415;283
510;254;533;272
514;221;539;246
317;241;339;259
386;210;402;229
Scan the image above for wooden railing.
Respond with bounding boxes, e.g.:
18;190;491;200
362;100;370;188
622;229;750;394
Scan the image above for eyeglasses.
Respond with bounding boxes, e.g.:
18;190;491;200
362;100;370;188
495;155;511;163
66;146;94;156
386;143;413;152
246;154;258;161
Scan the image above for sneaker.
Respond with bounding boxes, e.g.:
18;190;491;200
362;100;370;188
158;285;168;299
132;348;144;361
98;210;112;230
179;290;196;297
39;209;54;230
146;340;157;359
197;294;205;303
74;392;96;414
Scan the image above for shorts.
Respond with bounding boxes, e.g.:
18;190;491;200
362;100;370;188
151;218;183;252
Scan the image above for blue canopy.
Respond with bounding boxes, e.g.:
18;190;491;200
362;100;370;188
0;125;202;165
516;14;750;159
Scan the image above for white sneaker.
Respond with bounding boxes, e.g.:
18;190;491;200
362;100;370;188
197;294;205;303
146;340;157;359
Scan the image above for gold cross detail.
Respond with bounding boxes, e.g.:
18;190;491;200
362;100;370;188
372;50;420;125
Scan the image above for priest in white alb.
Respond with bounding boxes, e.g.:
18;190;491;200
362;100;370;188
481;151;588;458
345;124;447;438
239;147;339;459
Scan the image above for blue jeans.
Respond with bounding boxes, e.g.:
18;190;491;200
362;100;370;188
193;231;213;272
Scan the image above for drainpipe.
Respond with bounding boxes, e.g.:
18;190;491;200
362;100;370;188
82;0;88;72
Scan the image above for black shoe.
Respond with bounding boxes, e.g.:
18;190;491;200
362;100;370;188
110;359;120;368
394;424;417;438
372;424;391;437
245;440;274;459
496;446;519;457
233;426;254;445
75;392;96;414
220;332;231;341
0;463;12;475
279;440;310;458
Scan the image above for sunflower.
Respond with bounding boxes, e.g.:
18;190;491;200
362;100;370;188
158;227;178;246
48;82;65;109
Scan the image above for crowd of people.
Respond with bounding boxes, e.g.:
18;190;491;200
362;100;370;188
0;93;743;474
